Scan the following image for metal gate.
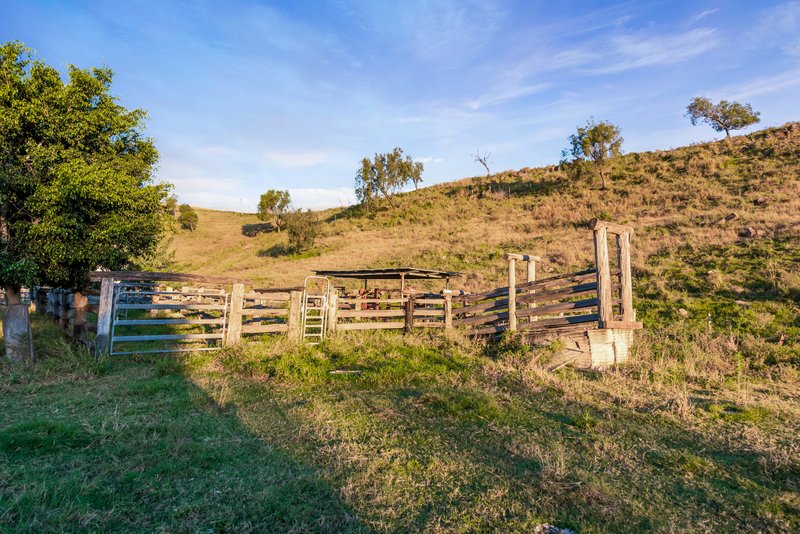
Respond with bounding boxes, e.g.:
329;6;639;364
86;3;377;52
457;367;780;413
109;283;229;355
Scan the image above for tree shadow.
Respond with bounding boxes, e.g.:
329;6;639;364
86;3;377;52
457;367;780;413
445;176;567;200
258;244;290;257
0;351;367;531
242;222;274;237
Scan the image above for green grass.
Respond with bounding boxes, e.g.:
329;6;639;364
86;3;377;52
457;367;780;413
3;124;800;531
2;322;798;532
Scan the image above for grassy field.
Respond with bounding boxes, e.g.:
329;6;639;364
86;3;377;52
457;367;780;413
2;124;799;531
1;318;798;532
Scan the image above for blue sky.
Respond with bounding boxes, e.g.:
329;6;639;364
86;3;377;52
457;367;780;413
2;1;799;211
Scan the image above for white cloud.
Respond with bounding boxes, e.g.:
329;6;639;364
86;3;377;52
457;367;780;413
690;8;719;23
264;150;330;168
719;69;800;99
756;1;800;34
784;38;800;57
415;156;443;164
466;82;552;110
588;28;720;74
289;188;357;209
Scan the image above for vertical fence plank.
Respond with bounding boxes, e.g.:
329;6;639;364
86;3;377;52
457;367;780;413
95;277;115;354
287;290;302;341
326;289;338;335
70;291;88;341
507;256;517;331
593;226;613;328
58;290;70;331
527;258;537;322
225;283;244;345
618;231;634;322
404;296;415;333
443;293;453;329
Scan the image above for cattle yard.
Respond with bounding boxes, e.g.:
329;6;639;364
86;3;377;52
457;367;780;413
20;219;642;368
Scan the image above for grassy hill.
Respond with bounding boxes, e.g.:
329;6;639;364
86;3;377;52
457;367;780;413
171;123;800;360
171;123;799;289
3;124;799;532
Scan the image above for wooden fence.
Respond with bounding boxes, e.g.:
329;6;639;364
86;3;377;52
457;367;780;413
335;295;448;331
4;219;641;363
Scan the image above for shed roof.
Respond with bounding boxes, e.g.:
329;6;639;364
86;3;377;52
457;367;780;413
313;267;461;280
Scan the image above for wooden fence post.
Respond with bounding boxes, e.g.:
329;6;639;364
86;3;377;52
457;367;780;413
507;255;517;332
326;288;338;335
45;289;54;317
225;283;244;345
404;295;415;333
443;292;453;329
592;224;613;328
95;277;115;355
70;291;88;341
617;231;634;322
287;290;302;341
527;258;537;322
58;290;70;331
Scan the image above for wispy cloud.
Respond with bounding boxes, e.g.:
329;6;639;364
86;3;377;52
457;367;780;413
588;28;720;74
415;156;443;164
288;188;356;210
720;69;800;100
264;150;330;168
689;8;719;23
465;82;552;110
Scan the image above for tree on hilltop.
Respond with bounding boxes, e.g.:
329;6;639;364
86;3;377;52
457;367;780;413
0;41;171;362
564;119;623;189
686;97;760;139
355;147;423;210
178;204;198;233
257;189;291;232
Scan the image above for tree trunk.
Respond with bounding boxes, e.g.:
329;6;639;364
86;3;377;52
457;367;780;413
599;167;606;190
2;285;34;363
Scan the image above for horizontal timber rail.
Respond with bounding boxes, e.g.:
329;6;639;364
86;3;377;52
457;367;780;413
8;220;640;364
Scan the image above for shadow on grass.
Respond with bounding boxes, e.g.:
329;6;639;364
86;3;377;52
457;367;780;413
257;245;321;260
241;222;274;237
0;323;366;532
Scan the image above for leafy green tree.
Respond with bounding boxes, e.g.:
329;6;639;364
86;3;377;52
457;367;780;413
164;194;178;217
355;147;423;210
178;204;198;233
286;209;319;252
564;119;623;189
0;42;170;361
257;189;291;232
686;97;761;139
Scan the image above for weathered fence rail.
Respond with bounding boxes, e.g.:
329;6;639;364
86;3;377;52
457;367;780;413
3;219;642;368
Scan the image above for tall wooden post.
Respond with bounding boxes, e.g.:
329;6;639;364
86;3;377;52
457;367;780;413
70;291;88;341
443;292;453;329
593;225;613;328
287;290;302;341
326;287;338;336
617;231;634;322
225;283;244;345
95;277;115;355
527;258;537;322
404;295;415;333
507;256;517;332
58;290;70;331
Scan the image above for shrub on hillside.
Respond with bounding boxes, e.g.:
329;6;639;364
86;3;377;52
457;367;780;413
286;209;319;252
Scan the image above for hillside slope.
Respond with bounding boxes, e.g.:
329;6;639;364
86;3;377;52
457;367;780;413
171;123;799;288
171;123;800;361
